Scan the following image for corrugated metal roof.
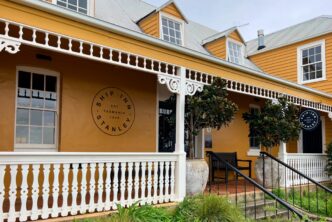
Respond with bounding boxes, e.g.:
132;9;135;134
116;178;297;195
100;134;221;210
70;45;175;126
94;0;260;71
246;16;332;56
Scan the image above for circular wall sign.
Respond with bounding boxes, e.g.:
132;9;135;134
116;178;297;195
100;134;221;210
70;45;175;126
91;87;135;136
299;109;320;131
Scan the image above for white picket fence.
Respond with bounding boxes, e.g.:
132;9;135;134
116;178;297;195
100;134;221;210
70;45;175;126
0;152;179;222
285;153;329;186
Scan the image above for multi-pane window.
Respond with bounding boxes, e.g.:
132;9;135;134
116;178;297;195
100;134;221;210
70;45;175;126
16;70;58;149
161;17;183;45
300;44;324;82
57;0;88;14
228;40;243;64
249;106;260;149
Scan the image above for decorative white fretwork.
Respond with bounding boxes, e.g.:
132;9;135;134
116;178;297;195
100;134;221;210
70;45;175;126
158;74;181;94
185;80;204;96
328;112;332;120
0;37;20;54
1;18;331;112
186;68;332;114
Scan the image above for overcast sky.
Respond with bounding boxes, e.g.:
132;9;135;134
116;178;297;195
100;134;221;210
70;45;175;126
143;0;332;41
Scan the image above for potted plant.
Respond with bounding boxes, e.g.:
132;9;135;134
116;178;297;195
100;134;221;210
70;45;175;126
242;97;300;187
185;78;238;195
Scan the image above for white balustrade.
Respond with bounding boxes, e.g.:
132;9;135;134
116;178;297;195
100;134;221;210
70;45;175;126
0;152;178;221
285;153;329;186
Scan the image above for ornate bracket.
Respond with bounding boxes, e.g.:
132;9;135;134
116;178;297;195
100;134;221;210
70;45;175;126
185;81;204;96
0;37;21;54
271;98;279;105
158;74;181;94
328;112;332;120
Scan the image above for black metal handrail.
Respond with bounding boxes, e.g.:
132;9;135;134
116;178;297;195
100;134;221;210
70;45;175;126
260;151;332;193
206;151;306;221
260;151;332;218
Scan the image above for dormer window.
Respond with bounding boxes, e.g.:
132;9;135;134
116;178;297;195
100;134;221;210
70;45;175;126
227;39;244;64
55;0;91;15
160;15;183;46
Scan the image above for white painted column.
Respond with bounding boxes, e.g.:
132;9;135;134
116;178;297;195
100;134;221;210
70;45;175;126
278;142;287;162
174;66;186;201
279;142;288;187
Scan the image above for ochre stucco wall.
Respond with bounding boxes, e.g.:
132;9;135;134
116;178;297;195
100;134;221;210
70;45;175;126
205;93;265;178
0;45;157;152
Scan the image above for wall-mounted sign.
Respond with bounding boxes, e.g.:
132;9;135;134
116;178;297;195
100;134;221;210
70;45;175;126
299;109;320;131
91;87;135;136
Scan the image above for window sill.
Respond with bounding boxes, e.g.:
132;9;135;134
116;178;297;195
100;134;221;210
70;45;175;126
14;144;57;152
299;77;326;85
247;148;260;157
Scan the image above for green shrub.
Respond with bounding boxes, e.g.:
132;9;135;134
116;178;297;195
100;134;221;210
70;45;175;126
108;203;172;222
325;141;332;177
173;194;246;222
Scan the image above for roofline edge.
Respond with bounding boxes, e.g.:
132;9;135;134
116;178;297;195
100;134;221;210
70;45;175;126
7;0;332;100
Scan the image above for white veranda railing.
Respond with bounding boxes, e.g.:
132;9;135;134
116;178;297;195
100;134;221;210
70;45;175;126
0;152;178;222
285;153;329;186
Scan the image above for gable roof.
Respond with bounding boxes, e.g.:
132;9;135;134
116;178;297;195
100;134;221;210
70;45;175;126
202;26;245;45
246;15;332;56
109;0;260;71
136;0;188;23
155;0;188;23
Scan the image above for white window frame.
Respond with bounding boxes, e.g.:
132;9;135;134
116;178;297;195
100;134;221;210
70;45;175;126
14;66;60;152
226;37;245;65
51;0;95;16
247;104;261;156
159;12;185;46
297;40;326;84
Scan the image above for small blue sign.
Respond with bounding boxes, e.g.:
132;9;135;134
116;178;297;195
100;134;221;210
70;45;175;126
299;109;320;131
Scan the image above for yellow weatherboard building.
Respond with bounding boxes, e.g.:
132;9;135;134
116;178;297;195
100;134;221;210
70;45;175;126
0;0;331;221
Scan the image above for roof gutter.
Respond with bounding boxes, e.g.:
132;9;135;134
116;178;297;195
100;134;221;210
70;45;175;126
9;0;332;100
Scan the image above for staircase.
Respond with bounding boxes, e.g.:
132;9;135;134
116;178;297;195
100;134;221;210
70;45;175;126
227;191;292;220
206;151;306;221
260;152;332;219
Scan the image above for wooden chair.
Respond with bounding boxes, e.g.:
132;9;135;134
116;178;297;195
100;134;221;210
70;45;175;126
210;152;252;182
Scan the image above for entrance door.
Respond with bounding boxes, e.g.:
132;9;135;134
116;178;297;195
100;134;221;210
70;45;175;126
302;120;322;153
158;96;176;152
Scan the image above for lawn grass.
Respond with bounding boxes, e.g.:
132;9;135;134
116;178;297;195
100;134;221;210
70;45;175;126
272;187;332;217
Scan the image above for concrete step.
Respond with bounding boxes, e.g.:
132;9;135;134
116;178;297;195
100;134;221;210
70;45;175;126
238;199;294;221
227;190;267;203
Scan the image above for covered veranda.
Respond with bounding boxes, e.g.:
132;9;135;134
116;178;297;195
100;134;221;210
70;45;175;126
0;14;332;222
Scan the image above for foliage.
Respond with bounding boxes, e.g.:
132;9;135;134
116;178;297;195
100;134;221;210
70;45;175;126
110;203;172;222
325;141;332;177
242;97;300;150
77;203;173;222
78;195;245;222
186;77;238;158
272;188;332;217
173;194;245;222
